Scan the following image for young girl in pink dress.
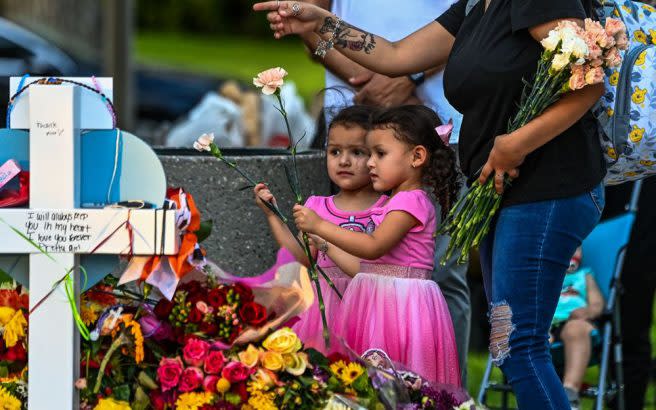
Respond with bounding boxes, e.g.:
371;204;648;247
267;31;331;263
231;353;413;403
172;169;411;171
254;105;386;353
293;105;461;385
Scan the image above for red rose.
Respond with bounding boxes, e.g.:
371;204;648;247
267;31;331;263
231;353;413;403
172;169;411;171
207;288;227;309
183;338;210;367
221;361;251;383
203;350;225;375
232;381;249;403
149;390;176;410
238;302;267;327
157;357;184;392
203;375;220;393
188;307;203;324
3;344;26;361
179;367;204;392
180;280;201;294
187;291;206;307
328;352;350;364
154;299;174;320
199;321;219;336
232;283;254;303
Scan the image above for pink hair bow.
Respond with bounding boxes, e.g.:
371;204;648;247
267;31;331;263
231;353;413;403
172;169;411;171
435;119;453;146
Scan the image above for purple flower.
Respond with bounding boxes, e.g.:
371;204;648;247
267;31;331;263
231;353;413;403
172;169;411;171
139;306;173;341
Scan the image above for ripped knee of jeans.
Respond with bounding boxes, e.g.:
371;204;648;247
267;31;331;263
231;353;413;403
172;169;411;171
489;301;515;366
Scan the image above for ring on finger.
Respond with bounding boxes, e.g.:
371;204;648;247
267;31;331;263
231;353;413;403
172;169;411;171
291;2;302;16
276;0;280;8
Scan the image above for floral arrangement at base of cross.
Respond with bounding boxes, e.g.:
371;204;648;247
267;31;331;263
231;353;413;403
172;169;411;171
438;18;629;264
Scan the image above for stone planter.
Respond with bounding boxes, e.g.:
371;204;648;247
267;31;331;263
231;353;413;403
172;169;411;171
157;148;330;274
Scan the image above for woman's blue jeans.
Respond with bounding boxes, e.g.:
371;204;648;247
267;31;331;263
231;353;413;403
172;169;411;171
479;184;604;409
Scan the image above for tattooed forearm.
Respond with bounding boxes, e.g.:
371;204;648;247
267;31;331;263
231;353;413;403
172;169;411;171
319;17;377;54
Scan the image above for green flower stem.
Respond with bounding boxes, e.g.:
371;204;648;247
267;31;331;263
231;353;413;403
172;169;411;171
93;333;127;394
209;143;287;223
273;90;332;347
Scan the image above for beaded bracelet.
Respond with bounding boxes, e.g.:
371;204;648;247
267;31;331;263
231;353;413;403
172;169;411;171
6;76;118;128
314;16;343;59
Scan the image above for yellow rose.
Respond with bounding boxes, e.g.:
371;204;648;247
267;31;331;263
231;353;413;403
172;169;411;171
93;398;131;410
238;344;262;368
260;351;285;372
262;327;302;354
283;352;308;376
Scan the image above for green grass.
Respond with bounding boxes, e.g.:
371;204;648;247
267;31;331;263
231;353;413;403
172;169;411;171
135;32;325;103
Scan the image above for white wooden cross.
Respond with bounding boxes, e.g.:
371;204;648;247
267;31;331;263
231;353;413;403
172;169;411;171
1;77;179;409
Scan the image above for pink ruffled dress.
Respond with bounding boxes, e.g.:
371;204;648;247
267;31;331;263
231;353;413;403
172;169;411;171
335;190;461;385
290;195;388;354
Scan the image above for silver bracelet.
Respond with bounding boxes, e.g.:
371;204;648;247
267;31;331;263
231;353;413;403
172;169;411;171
314;17;342;59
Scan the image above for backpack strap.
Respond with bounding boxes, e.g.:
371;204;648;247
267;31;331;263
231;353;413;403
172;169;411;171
465;0;480;16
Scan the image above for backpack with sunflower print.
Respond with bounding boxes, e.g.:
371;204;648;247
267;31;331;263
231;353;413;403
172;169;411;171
593;1;656;185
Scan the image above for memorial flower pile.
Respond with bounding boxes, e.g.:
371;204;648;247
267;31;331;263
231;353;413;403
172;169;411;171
71;272;474;409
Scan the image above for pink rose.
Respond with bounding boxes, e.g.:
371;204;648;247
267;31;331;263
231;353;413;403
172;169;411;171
568;65;587;90
157;357;184;392
203;350;226;375
605;18;625;37
604;47;622;68
196;301;211;314
253;67;287;95
585;66;605;85
203;375;220;393
179;367;204;392
221;361;252;383
183;338;210;367
75;378;87;390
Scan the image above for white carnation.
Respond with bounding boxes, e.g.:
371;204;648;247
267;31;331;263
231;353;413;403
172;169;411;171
541;30;560;51
551;53;571;71
561;36;588;59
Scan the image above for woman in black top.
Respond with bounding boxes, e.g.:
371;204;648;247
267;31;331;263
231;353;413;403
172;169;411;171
254;0;605;407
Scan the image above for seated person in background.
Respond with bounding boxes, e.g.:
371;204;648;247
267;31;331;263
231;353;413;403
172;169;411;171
550;247;604;410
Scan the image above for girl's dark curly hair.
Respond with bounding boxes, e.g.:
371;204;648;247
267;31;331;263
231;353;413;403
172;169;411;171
369;105;460;220
328;104;376;132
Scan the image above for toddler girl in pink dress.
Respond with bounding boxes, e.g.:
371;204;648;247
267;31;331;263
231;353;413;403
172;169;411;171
254;105;385;353
293;105;461;385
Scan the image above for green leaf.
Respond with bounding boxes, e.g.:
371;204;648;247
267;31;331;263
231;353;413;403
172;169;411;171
113;384;131;402
196;220;214;243
137;371;159;391
305;348;329;367
131;386;150;410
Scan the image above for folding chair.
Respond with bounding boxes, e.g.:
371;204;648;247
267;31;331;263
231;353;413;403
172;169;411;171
477;180;643;410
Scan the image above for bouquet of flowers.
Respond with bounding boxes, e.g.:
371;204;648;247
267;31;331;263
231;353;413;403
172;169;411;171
438;18;629;264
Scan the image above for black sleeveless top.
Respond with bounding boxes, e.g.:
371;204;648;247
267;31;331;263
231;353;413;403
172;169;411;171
437;0;606;206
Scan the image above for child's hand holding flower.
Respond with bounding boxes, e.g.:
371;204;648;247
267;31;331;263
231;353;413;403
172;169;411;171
293;204;322;234
254;183;278;216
